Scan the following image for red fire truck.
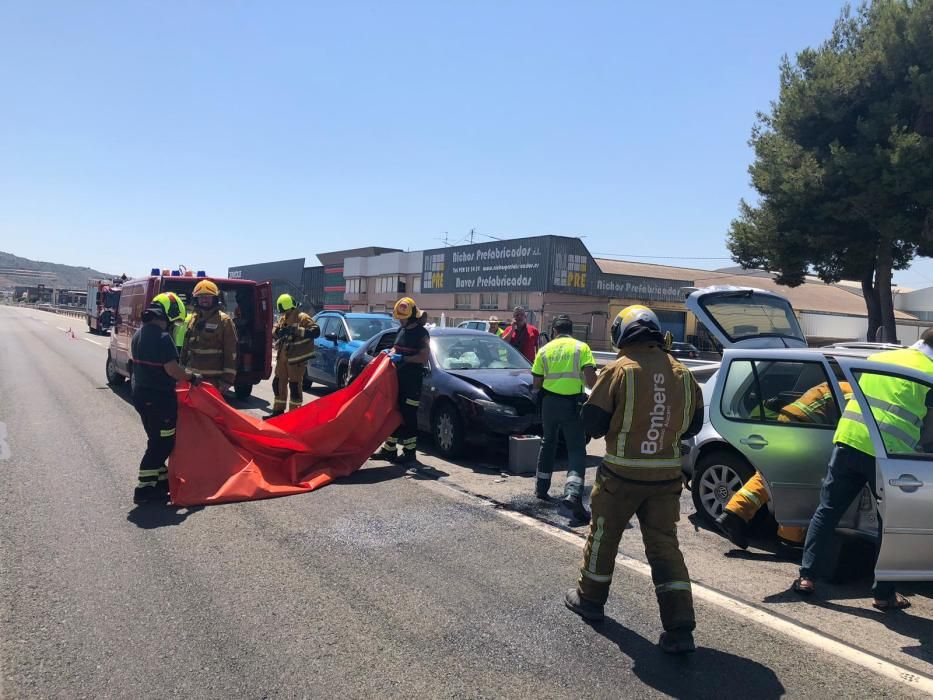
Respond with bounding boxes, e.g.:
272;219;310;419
105;268;273;400
86;278;123;334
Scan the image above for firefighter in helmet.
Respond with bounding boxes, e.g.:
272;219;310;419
151;292;188;350
372;297;430;465
267;293;320;418
565;304;704;654
180;279;238;394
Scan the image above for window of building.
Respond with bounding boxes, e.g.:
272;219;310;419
455;294;472;310
412;276;421;294
345;278;366;295
479;293;499;310
376;276;399;295
508;292;529;310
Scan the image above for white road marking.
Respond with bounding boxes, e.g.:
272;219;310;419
83;338;103;346
57;326;67;331
425;479;933;695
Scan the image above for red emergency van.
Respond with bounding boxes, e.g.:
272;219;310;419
105;269;273;400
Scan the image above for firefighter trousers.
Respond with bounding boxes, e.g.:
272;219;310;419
273;351;305;413
725;471;806;544
536;392;587;498
132;388;177;489
577;466;695;632
379;371;422;457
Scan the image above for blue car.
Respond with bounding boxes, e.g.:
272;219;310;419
305;311;398;390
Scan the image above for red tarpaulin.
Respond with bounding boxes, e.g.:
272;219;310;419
168;355;401;506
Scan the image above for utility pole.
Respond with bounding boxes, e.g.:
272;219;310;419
469;228;475;245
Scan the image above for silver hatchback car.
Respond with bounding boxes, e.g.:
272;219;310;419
682;285;933;582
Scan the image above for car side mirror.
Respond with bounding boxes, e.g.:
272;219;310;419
325;332;339;343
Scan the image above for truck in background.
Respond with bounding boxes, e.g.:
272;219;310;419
86;278;123;334
105;268;274;400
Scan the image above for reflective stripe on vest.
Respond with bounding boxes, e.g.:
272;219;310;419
540;337;587;395
834;348;933;456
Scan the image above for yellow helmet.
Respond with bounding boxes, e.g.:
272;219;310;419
277;293;295;312
193;279;220;297
611;304;660;348
152;292;186;323
393;296;425;321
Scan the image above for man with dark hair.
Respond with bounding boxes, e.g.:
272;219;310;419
131;299;202;504
501;306;540;363
531;315;597;523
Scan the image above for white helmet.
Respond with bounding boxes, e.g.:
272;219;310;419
611;304;660;348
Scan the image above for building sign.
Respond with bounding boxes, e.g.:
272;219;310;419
422;237;548;292
424;235;693;303
595;275;689;303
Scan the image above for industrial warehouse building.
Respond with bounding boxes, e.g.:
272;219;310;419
229;235;929;351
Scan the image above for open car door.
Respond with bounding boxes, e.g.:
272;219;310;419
838;356;933;581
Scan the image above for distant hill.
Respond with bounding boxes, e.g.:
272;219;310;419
0;251;116;291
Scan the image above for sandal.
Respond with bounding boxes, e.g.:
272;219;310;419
792;577;815;595
872;593;911;612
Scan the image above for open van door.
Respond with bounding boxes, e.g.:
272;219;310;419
685;286;807;350
257;282;273;380
838;356;933;581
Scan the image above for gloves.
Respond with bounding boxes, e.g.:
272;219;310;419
188;372;203;386
390;353;404;365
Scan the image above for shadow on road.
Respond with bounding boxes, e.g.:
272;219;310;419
126;504;204;529
343;463;412;485
589;616;785;699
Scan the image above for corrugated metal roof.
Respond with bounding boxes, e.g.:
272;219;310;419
594;259;916;320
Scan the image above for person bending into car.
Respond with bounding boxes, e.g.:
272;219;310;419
717;381;853;550
131;298;203;504
793;331;933;611
371;297;430;466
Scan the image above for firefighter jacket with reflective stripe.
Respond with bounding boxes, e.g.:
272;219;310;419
777;381;852;425
531;335;596;395
585;341;703;481
834;348;933;456
180;308;238;384
170;320;186;350
274;310;319;364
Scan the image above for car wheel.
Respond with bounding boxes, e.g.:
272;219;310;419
432;402;465;459
336;363;349;390
106;353;125;387
234;383;252;400
691;449;754;524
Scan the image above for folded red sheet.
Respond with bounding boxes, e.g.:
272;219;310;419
168;354;400;506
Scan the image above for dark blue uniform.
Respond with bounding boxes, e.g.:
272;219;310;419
131;323;179;501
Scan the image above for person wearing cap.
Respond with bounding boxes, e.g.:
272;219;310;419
501;306;540;363
266;293;320;418
372;297;431;465
564;304;704;654
792;329;933;611
131;299;203;504
180;279;238;394
531;314;597;524
488;316;504;337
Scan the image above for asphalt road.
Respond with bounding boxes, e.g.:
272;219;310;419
0;305;929;698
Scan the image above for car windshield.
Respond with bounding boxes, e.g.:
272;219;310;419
699;292;804;344
433;335;530;370
347;317;398;341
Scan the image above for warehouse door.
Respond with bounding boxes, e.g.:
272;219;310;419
655;310;686;342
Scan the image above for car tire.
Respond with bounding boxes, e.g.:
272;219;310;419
106;353;125;387
336;363;349;390
691;449;755;525
432;402;465;459
234;383;253;401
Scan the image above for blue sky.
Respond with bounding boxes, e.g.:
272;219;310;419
2;1;932;288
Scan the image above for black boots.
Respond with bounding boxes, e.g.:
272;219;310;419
564;589;605;622
133;481;169;505
715;510;749;549
560;496;591;525
659;629;696;654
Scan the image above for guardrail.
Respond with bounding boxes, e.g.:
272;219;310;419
19;303;88;321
